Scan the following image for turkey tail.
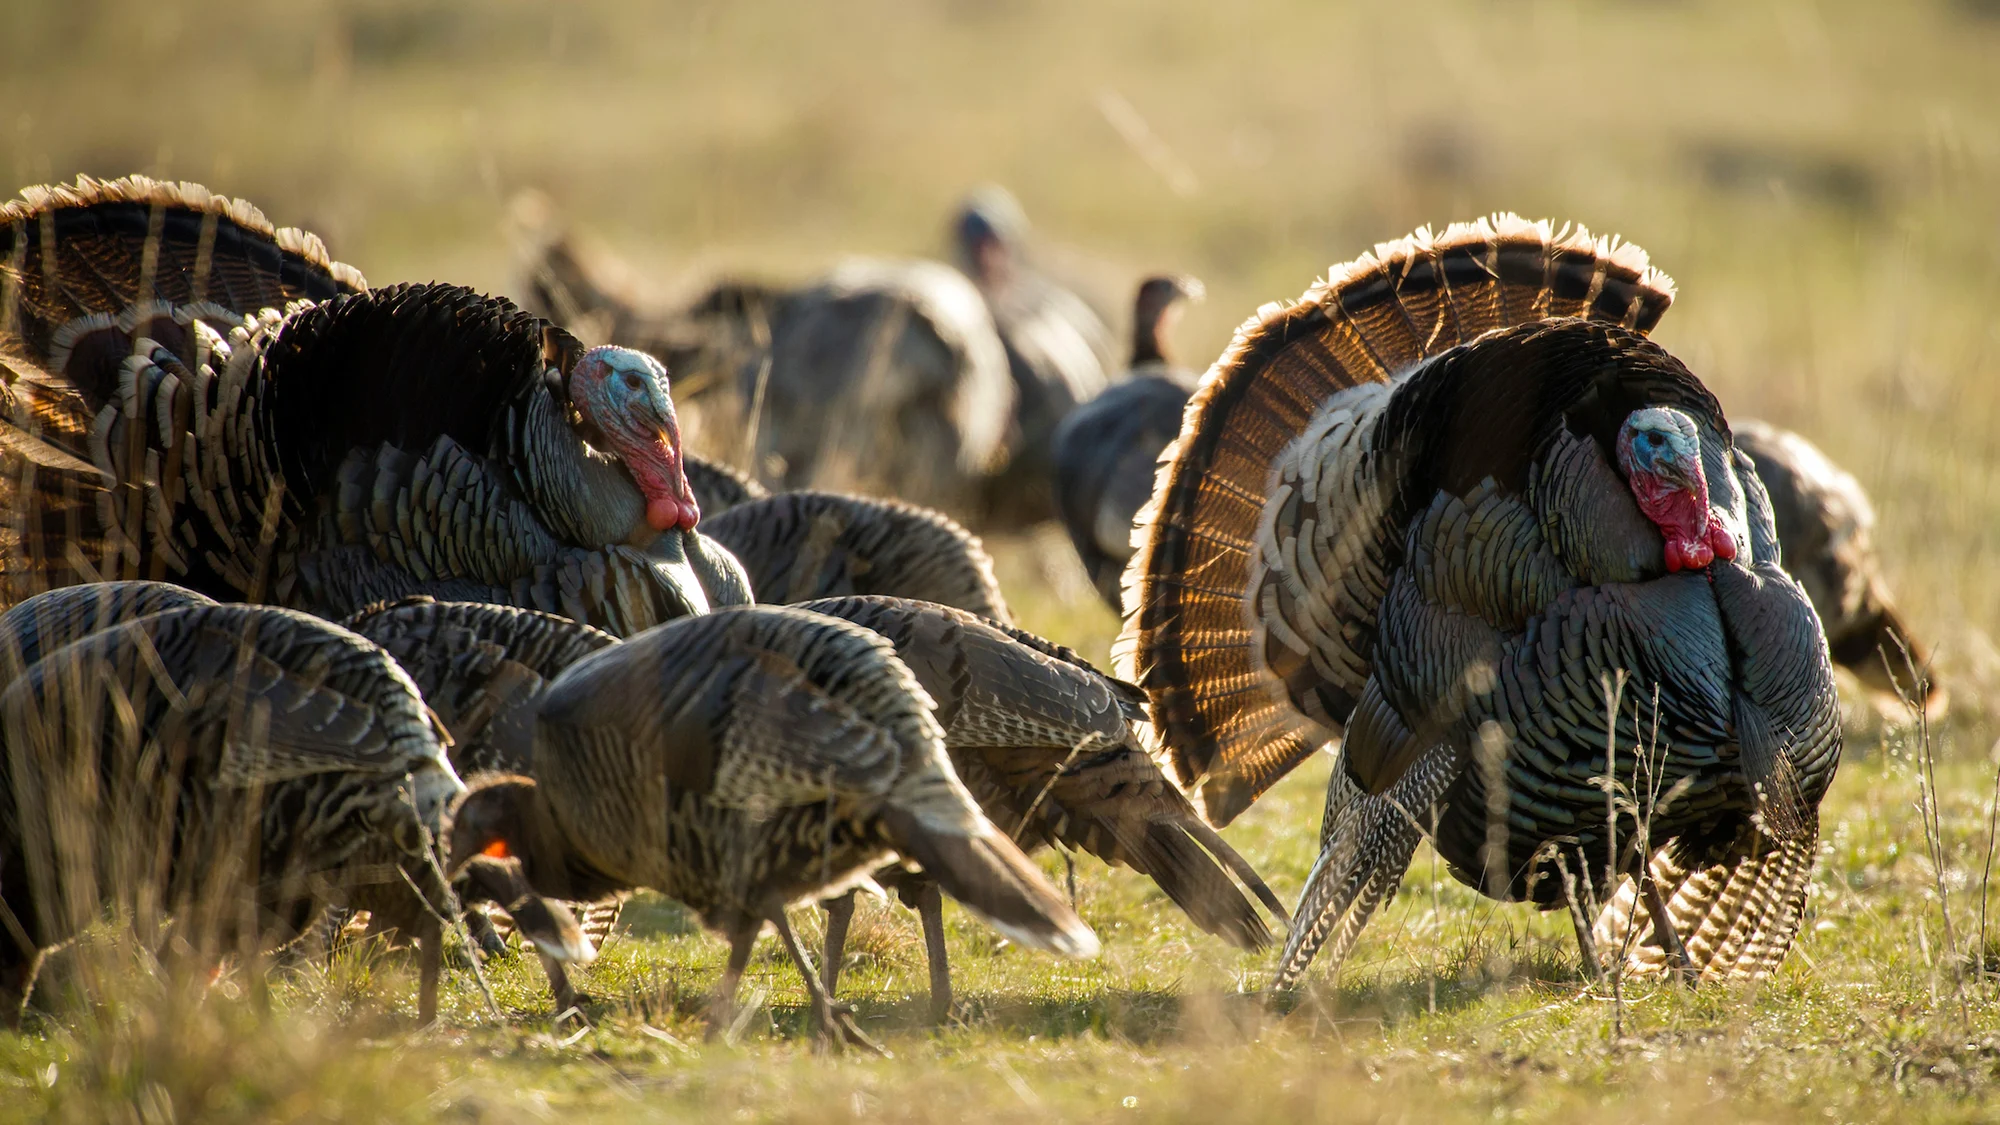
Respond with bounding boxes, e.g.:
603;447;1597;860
0;177;367;603
482;897;624;952
882;806;1099;959
1126;817;1287;950
1270;744;1454;990
1178;816;1292;927
1044;791;1277;950
1025;755;1288;948
1594;829;1818;982
1118;216;1677;826
1;174;365;377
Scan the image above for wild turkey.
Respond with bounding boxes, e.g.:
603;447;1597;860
0;587;480;1024
704;490;1011;623
953;185;1117;528
796;595;1287;1020
1116;216;1840;989
1732;419;1943;717
0;175;738;635
1053;275;1205;606
444;605;1097;1048
519;215;1016;520
685;453;769;518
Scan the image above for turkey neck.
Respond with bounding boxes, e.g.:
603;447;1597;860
1131;309;1172;368
516;390;658;549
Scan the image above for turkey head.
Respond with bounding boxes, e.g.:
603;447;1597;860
1615;406;1737;573
565;345;700;534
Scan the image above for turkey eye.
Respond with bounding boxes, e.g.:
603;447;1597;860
622;372;646;392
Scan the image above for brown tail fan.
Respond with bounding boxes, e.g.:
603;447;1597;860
1116;215;1678;826
0;174;366;372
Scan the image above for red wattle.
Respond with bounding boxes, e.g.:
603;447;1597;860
646;496;681;532
1707;520;1738;562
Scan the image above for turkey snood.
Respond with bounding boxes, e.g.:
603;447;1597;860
1616;406;1738;573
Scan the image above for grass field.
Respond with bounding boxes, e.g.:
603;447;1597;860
7;0;2000;1121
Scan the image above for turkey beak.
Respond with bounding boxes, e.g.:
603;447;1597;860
454;855;597;965
1652;452;1701;495
507;893;598;966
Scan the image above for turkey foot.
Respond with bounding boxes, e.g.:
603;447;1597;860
772;911;890;1057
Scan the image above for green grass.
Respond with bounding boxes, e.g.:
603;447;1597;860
7;0;2000;1120
9;740;2000;1123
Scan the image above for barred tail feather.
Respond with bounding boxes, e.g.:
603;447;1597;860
0;174;364;370
1594;829;1819;982
1270;744;1455;990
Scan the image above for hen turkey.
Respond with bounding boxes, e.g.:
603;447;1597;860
0;175;737;634
1117;216;1840;988
797;595;1286;1020
444;605;1097;1048
954;185;1117;528
0;585;477;1024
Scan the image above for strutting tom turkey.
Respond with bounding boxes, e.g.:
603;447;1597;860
1115;216;1840;988
0;175;740;634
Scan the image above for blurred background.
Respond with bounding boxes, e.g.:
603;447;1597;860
7;0;1998;719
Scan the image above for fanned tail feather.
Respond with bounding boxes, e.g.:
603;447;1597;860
1117;215;1675;826
1271;744;1456;989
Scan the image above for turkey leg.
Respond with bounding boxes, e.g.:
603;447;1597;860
706;928;757;1042
0;950;41;1030
770;910;889;1056
417;912;442;1025
915;882;954;1023
822;891;856;996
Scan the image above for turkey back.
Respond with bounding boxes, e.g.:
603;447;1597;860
1119;216;1677;825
